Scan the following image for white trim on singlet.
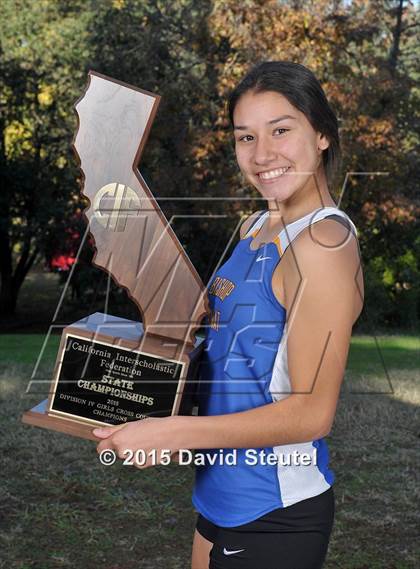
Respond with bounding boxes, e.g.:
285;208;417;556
266;206;358;507
244;210;270;238
277;207;358;252
245;206;358;245
269;320;332;506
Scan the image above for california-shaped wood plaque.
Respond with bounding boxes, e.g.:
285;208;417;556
22;71;209;440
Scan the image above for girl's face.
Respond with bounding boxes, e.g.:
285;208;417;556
232;90;329;202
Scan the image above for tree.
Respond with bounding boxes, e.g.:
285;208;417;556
1;0;418;328
0;0;92;316
200;0;420;328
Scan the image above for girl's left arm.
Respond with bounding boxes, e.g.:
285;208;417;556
95;221;364;466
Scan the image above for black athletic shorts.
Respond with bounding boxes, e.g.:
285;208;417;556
195;486;335;569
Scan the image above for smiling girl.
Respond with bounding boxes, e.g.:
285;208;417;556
94;61;364;569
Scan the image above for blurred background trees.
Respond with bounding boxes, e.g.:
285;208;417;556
0;0;418;331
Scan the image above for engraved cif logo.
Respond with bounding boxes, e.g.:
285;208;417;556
93;183;140;231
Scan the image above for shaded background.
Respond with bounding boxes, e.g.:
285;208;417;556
0;1;419;568
0;0;419;332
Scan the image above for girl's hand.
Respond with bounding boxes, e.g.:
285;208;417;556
93;416;183;469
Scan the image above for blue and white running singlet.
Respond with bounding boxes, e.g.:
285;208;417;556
192;206;358;527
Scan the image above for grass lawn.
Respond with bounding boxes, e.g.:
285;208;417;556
0;334;418;568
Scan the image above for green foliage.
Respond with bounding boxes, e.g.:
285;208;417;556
0;0;93;314
361;235;420;330
0;0;418;330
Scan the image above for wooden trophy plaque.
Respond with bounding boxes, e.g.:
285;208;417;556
22;71;209;441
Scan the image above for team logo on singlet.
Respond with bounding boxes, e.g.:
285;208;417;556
208;276;235;301
207;276;235;331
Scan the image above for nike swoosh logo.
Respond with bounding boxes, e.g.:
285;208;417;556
256;255;271;262
223;548;245;556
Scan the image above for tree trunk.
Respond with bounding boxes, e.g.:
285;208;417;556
0;226;14;316
0;274;18;317
0;229;39;318
388;0;404;76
